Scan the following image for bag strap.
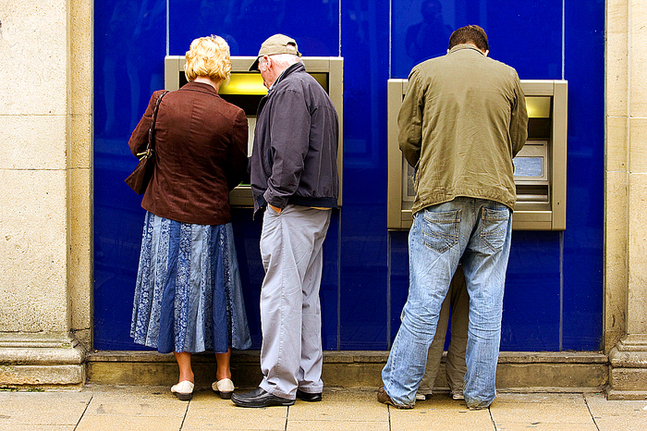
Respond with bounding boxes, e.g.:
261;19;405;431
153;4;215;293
145;90;169;154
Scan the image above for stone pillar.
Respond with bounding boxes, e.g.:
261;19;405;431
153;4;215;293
607;0;647;399
0;0;92;388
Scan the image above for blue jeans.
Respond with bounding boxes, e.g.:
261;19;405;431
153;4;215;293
382;198;512;409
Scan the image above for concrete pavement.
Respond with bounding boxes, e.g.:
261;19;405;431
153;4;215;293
0;385;645;430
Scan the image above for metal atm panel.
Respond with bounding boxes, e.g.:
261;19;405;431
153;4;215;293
164;56;344;207
387;79;568;231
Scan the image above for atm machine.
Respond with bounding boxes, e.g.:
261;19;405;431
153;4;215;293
164;56;344;206
387;79;568;231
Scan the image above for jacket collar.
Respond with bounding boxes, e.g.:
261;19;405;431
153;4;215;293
269;62;305;91
182;80;220;95
448;43;485;56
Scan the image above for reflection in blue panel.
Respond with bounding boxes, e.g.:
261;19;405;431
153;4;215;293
168;0;340;56
339;0;391;350
391;0;562;79
389;231;409;346
504;232;561;351
93;0;167;350
562;0;604;350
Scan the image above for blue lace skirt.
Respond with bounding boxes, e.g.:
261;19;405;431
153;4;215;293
130;212;252;354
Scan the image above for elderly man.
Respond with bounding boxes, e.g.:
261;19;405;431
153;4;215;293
379;25;528;410
231;34;339;408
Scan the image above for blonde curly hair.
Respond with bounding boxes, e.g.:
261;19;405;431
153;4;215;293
184;35;232;83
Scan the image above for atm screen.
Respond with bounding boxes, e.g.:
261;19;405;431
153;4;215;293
179;71;330;116
513;140;549;184
514;157;544;178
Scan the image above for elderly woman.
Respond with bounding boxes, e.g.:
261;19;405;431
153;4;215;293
128;35;251;401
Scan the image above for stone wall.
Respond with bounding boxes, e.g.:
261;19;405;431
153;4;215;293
606;0;647;399
0;0;91;388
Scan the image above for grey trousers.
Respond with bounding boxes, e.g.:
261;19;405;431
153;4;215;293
258;205;332;399
418;266;469;396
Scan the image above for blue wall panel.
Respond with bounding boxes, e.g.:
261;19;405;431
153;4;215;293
168;0;340;57
93;0;604;352
94;0;167;350
561;0;605;350
339;0;391;350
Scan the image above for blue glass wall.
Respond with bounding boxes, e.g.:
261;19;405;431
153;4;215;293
94;0;604;352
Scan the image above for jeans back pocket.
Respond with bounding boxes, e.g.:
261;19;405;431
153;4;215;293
421;208;460;253
479;207;510;252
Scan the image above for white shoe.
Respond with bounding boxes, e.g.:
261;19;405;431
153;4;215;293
415;392;431;401
452;391;464;400
212;378;235;399
171;380;194;401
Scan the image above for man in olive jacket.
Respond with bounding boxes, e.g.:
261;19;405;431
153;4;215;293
379;25;528;410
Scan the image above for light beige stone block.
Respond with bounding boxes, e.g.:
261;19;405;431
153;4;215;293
604;171;628;350
607;0;628;31
69;116;92;169
628;118;647;173
287;389;387;422
76;416;185;431
491;393;597;428
69;168;92;343
0;116;68;170
70;0;93;117
0;391;91;426
182;392;288;430
0;3;69;116
68;0;93;347
0;170;68;332
83;386;188;416
0;364;84;386
627;174;647;333
630;4;647;117
584;391;647;426
606;33;628;117
389;395;493;429
606;0;628;117
606;116;628;171
609;364;647;394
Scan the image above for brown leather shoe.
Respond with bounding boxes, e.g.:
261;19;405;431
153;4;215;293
377;386;414;409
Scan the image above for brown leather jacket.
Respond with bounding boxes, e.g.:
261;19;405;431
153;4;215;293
129;82;248;225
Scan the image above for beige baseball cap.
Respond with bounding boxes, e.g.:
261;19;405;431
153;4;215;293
249;34;302;71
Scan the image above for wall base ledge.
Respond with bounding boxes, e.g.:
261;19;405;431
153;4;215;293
607;335;647;396
606;389;647;400
609;334;647;367
87;350;606;364
0;332;86;389
87;350;608;392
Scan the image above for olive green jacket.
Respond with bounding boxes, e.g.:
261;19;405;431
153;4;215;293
399;44;528;213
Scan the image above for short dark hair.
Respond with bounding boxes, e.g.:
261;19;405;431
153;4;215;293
448;25;489;52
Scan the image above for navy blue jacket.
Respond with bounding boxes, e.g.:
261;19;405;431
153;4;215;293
250;62;339;214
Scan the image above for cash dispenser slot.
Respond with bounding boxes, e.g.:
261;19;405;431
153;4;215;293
164;56;343;207
387;79;568;231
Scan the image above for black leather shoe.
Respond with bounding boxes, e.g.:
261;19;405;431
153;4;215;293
296;389;322;402
231;387;295;408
